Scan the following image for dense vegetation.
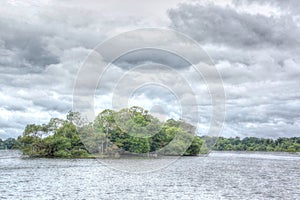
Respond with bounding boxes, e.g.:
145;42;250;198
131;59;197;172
0;138;19;150
209;136;300;153
5;106;300;158
17;107;205;158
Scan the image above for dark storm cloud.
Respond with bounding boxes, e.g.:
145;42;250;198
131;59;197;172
0;19;59;73
168;4;300;49
113;49;191;69
3;105;27;112
32;96;71;113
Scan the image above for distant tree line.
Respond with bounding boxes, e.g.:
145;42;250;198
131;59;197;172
201;136;300;153
0;138;19;150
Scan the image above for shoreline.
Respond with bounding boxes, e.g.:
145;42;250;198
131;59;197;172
1;149;299;159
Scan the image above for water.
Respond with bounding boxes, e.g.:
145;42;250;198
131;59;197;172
0;150;299;200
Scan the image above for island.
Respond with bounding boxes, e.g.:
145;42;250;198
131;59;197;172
3;106;299;158
16;106;205;158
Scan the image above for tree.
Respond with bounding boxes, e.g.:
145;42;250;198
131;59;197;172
184;137;204;155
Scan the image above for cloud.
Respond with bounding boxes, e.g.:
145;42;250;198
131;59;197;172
168;3;300;49
0;0;176;138
233;0;300;14
168;1;300;138
114;49;191;69
0;0;299;139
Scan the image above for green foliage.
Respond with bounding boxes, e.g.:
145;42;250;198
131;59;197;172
16;107;300;158
17;112;89;158
16;107;206;158
0;138;19;150
17;107;300;158
128;136;150;154
11;108;300;158
212;136;300;152
184;137;204;156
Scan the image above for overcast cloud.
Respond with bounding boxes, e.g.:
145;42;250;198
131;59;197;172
0;0;299;139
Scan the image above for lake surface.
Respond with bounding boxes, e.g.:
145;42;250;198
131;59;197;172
0;150;299;199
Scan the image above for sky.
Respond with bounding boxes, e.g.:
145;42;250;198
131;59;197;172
0;0;299;139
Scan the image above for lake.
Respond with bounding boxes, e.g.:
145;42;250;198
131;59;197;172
0;150;299;199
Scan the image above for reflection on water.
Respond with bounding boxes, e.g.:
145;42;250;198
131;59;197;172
0;150;299;199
